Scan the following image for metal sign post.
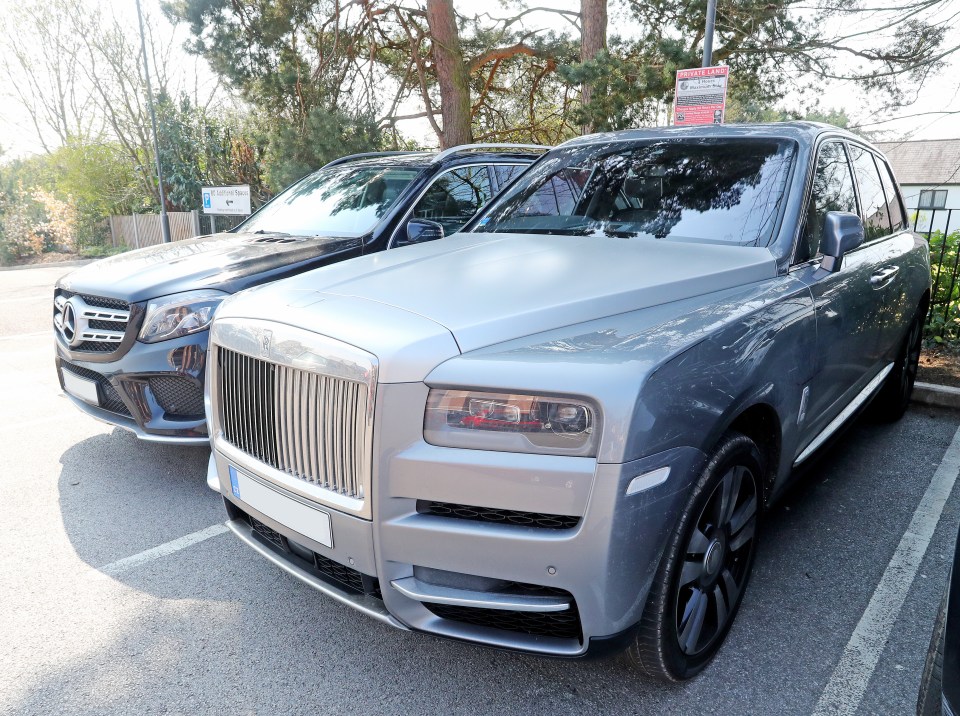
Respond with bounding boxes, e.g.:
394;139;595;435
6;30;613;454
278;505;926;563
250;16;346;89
703;0;718;68
135;0;171;244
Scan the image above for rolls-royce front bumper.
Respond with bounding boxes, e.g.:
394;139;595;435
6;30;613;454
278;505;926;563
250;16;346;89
208;382;706;656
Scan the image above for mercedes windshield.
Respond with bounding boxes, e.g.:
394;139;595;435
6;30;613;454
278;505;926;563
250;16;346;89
239;165;421;237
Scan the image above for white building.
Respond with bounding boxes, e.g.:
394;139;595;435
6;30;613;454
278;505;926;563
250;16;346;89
875;138;960;234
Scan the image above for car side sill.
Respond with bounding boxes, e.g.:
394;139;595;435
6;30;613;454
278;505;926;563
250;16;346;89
793;362;894;467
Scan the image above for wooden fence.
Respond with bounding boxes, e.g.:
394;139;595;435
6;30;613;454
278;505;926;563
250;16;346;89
109;211;201;248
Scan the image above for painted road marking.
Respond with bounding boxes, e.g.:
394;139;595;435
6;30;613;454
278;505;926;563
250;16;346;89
0;331;50;341
0;415;66;432
0;294;50;305
100;523;230;577
812;424;960;715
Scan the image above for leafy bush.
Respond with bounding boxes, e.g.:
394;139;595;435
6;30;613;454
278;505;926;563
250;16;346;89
0;183;46;263
926;229;960;347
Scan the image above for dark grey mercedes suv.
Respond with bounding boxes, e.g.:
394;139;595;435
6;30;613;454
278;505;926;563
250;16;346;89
53;145;543;444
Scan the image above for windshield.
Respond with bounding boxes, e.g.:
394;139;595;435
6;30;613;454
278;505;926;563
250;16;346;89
474;138;795;247
239;165;420;237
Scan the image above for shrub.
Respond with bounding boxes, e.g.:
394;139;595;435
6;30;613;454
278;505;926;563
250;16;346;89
926;229;960;347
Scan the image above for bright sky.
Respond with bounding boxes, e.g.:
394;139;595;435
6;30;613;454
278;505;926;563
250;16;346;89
0;0;957;159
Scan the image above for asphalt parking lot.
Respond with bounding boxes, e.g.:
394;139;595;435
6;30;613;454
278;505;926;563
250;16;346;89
2;263;959;716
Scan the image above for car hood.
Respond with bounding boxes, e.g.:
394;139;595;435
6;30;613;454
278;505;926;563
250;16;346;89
221;233;778;372
58;232;362;303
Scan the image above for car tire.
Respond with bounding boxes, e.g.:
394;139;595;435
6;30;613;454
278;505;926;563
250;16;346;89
628;432;763;681
871;307;924;423
917;588;947;716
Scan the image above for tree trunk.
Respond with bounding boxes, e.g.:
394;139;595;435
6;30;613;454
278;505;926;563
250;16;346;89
580;0;607;135
425;0;472;149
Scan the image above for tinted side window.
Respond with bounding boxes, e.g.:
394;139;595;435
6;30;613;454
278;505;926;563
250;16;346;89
412;166;493;235
494;164;526;190
511;167;591;217
849;145;892;240
875;159;905;231
797;142;857;263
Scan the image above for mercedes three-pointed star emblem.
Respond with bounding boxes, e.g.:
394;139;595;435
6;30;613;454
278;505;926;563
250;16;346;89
61;300;77;345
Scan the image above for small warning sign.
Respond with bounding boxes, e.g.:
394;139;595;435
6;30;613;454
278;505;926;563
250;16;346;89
673;66;729;126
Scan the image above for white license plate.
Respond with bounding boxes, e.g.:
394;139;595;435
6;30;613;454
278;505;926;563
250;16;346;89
61;369;99;406
229;466;332;548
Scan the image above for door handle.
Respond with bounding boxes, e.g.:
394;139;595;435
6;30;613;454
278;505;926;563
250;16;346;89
869;266;899;287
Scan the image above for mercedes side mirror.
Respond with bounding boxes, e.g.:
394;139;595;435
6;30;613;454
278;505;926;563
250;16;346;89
820;211;865;272
406;219;444;244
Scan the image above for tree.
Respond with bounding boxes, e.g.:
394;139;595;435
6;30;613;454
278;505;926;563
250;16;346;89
166;0;382;178
425;0;473;148
579;0;607;134
0;0;100;151
264;107;382;189
171;0;960;151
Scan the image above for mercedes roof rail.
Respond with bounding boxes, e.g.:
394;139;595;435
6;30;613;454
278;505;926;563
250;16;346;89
321;151;425;169
429;143;551;164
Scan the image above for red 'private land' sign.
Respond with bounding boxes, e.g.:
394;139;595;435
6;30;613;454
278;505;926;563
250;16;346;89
673;65;729;126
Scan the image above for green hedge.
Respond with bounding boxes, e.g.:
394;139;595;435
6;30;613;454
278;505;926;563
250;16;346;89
926;229;960;347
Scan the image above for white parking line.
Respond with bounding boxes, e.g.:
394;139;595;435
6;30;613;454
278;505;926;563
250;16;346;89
99;523;229;577
0;293;49;305
0;415;63;432
812;424;960;716
0;330;50;341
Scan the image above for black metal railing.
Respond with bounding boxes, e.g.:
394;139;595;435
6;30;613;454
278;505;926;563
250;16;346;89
910;207;959;345
199;213;247;235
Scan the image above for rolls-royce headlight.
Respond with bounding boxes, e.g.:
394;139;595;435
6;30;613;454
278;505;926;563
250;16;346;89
424;389;598;456
138;289;227;343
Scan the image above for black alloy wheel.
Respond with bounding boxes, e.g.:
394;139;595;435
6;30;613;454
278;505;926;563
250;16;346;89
630;432;763;681
900;315;923;403
872;307;924;422
675;463;758;657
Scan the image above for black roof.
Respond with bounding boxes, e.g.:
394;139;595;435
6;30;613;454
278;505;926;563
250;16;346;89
330;147;546;171
560;121;862;149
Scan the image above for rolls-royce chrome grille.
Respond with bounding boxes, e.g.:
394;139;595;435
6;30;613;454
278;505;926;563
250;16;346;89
216;346;370;500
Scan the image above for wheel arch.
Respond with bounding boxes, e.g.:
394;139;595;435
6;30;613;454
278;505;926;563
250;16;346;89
716;402;783;507
919;288;931;322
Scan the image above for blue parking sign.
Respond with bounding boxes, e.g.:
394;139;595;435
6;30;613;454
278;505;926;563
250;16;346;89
203;192;211;208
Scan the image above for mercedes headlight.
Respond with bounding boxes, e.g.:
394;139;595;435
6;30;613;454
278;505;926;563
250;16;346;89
138;289;227;344
424;389;598;456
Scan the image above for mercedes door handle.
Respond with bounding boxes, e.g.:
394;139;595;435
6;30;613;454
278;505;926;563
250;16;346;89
869;266;899;288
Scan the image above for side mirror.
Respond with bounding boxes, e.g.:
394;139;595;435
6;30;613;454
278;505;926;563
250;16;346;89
820;211;864;272
405;219;444;244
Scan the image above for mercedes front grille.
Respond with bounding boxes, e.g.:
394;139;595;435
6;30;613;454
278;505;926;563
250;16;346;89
54;290;131;352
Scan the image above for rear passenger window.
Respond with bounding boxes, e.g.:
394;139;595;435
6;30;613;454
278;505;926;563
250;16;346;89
412;166;493;235
797;142;857;263
494;164;526;190
513;167;591;217
849;145;893;240
876;159;905;232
